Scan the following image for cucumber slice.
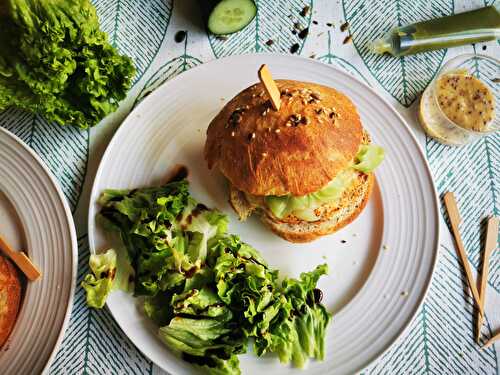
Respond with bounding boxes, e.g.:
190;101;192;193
207;0;257;35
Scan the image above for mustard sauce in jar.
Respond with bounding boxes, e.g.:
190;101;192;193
418;54;499;146
435;71;495;132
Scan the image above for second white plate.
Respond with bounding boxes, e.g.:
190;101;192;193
89;54;439;375
0;127;77;374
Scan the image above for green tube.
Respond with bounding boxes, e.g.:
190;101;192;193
370;5;500;57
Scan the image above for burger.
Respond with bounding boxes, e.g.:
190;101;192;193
204;79;384;242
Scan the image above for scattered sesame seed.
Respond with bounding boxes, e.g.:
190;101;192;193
326;22;333;27
216;35;228;41
309;53;316;59
298;27;309;39
341;240;346;244
231;131;235;137
174;30;187;43
300;5;310;17
312;20;318;25
266;39;274;46
383;245;389;250
340;21;349;32
401;291;409;297
343;35;353;44
321;255;327;260
290;43;300;54
275;129;281;133
294;22;302;30
262;152;268;157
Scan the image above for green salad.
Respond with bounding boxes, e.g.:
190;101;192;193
0;0;135;128
83;179;331;374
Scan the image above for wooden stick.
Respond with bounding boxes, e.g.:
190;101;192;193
443;192;483;316
476;217;499;342
0;235;41;281
258;64;281;111
482;331;500;349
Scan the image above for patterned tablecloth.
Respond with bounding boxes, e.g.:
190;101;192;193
1;0;498;373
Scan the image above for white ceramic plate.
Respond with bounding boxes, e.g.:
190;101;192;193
89;54;439;375
0;127;77;373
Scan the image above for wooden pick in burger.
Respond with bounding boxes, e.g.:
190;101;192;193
258;64;281;111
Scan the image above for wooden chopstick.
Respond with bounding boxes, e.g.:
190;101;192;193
0;235;41;281
476;217;499;343
443;192;483;316
258;64;281;111
482;331;500;349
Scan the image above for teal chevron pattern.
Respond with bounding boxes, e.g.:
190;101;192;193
426;55;500;293
317;32;370;86
343;0;453;107
208;0;312;58
50;236;153;374
134;35;203;108
0;0;494;373
0;109;89;212
93;0;173;84
364;245;497;374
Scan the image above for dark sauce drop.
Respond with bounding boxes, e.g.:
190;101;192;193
313;288;323;303
192;203;209;217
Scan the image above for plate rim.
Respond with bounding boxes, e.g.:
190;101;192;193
0;126;78;373
88;52;440;374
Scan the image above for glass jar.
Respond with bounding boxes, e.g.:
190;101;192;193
418;54;499;146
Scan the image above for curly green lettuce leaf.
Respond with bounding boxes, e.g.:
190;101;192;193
177;200;229;263
158;314;246;375
0;0;135;128
171;287;232;319
254;264;332;368
187;354;240;375
82;249;117;308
